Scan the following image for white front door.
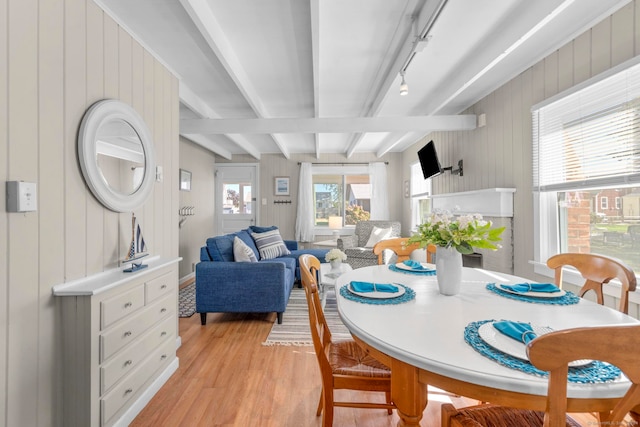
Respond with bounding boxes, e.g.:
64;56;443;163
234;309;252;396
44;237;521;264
215;164;259;234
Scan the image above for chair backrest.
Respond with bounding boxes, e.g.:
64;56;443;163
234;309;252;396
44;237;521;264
354;221;401;247
527;324;640;426
372;238;436;264
299;254;332;371
547;253;637;313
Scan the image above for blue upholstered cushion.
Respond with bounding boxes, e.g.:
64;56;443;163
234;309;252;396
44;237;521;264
206;230;260;262
249;225;278;233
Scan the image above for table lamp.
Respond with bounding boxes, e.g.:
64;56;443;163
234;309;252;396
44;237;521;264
328;216;342;241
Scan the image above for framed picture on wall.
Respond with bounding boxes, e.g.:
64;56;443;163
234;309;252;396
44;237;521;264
274;176;290;196
180;169;192;191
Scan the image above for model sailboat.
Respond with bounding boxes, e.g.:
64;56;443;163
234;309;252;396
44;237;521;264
123;213;148;272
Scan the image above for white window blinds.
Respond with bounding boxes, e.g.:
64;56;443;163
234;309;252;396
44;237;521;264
533;60;640;191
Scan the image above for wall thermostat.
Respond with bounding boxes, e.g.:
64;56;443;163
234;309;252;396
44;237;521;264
6;181;37;212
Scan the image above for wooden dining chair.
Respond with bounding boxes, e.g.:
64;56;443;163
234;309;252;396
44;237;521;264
547;253;637;314
298;254;394;427
372;237;436;265
442;323;640;427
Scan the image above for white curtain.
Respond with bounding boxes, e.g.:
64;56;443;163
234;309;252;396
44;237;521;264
369;162;389;220
295;162;315;242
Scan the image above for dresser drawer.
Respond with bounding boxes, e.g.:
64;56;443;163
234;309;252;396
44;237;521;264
100;316;174;394
145;272;172;303
100;293;175;363
101;286;145;330
101;339;176;426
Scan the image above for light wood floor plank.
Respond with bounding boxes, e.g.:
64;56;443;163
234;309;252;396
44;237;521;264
131;311;601;426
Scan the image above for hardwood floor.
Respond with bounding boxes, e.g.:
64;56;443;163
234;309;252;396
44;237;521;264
131;311;600;426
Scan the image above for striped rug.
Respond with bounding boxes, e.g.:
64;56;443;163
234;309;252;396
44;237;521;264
262;287;352;346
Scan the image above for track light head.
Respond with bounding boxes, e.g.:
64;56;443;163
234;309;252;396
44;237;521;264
399;73;408;96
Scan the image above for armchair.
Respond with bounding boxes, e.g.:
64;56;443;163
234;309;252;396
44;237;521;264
337;220;401;268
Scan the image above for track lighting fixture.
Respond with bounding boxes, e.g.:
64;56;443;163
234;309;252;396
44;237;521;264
399;72;408;96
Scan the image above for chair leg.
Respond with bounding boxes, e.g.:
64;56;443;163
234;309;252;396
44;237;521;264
385;391;393;415
200;312;206;325
316;389;323;416
322;388;334;427
276;312;283;324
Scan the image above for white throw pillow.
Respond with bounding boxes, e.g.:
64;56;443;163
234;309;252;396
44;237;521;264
233;236;258;262
364;226;393;248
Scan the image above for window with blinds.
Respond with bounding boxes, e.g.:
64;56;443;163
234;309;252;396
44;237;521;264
532;58;640;276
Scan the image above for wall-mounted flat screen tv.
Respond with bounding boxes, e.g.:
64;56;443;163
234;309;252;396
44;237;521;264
417;140;442;179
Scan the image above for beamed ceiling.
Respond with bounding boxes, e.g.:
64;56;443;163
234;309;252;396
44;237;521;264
96;0;631;160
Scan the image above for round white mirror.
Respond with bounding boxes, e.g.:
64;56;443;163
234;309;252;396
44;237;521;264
78;99;156;212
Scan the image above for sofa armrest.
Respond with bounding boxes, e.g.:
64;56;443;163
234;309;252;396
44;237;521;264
338;235;357;250
284;239;298;251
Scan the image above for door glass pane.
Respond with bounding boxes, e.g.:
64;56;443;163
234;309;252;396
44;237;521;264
222;182;252;215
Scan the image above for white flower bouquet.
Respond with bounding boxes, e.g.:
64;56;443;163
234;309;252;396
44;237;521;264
325;248;347;262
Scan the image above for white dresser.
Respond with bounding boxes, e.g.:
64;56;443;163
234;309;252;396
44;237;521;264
53;256;181;427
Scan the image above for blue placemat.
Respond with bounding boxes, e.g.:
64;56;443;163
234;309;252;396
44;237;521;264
388;264;436;276
340;284;416;305
486;283;580;305
464;319;620;383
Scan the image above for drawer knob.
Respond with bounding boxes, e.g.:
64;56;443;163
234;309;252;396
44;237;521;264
124;360;133;367
160;308;167;313
124;331;132;337
124;302;133;308
160;331;167;337
160;354;167;360
161;284;167;289
124;388;133;396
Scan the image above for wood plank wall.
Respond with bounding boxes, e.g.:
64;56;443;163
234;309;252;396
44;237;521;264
0;0;178;425
401;1;640;289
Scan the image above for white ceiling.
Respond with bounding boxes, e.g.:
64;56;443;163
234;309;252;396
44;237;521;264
96;0;630;160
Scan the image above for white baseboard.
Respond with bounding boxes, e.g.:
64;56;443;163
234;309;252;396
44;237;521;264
113;357;179;427
180;272;195;285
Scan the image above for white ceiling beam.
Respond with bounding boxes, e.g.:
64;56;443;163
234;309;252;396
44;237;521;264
179;82;262;160
179;0;290;159
182;134;233;160
180;115;476;134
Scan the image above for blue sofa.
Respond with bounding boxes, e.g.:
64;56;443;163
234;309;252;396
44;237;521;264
196;227;329;325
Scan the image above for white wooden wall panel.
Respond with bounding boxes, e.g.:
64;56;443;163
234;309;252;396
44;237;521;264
38;0;65;423
8;1;39;425
1;0;178;425
0;0;7;422
86;1;105;276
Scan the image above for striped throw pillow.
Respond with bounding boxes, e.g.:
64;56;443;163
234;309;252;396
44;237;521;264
233;236;258;262
251;229;291;260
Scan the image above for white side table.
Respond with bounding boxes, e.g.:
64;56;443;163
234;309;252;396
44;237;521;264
319;262;352;295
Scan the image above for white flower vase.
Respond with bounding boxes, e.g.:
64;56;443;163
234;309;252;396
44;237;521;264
330;259;342;272
435;246;463;296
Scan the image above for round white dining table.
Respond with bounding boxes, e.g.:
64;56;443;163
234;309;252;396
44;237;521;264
335;264;639;427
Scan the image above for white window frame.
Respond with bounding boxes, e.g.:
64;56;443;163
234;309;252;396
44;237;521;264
532;55;640;290
601;197;608;210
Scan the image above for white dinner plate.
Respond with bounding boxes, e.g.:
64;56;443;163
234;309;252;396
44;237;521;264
347;283;406;299
478;322;592;367
498;284;566;299
395;262;435;272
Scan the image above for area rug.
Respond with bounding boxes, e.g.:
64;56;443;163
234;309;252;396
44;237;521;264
262;287;351;346
179;282;196;318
